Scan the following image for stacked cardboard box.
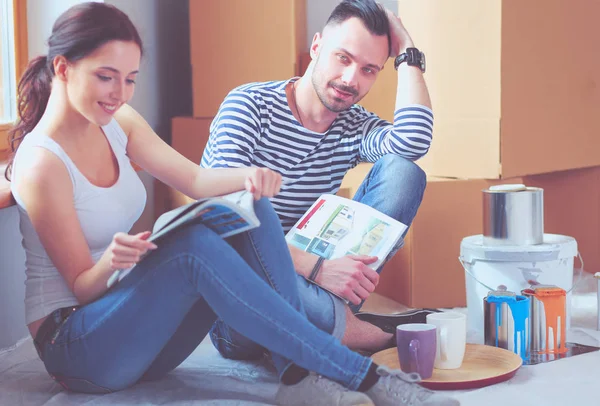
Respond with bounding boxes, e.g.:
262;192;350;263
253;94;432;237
189;0;306;118
362;0;600;179
342;0;600;307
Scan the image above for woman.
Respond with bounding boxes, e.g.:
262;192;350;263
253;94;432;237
6;3;457;406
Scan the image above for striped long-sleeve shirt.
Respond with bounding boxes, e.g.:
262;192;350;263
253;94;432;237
201;79;433;233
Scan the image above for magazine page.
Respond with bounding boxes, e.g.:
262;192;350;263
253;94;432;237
150;190;259;241
285;194;407;270
191;190;259;238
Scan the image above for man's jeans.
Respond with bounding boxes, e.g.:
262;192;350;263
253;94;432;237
36;198;371;393
211;155;427;360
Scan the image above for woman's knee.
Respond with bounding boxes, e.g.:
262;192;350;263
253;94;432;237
162;221;222;252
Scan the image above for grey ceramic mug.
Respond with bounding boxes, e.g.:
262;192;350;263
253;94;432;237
396;323;437;379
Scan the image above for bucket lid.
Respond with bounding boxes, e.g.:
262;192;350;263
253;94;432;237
460;234;577;263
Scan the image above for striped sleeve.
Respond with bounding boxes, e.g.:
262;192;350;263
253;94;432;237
358;105;434;162
200;89;262;169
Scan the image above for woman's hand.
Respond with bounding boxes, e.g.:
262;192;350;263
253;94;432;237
245;167;282;200
105;231;158;270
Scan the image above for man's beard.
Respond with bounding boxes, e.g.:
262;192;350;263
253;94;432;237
311;63;360;113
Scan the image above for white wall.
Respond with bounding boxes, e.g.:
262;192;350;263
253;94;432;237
306;0;339;48
0;206;27;350
27;0;103;59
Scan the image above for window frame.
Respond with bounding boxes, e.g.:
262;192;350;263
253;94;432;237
0;0;28;161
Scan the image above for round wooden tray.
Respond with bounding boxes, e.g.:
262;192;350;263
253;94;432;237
371;343;522;390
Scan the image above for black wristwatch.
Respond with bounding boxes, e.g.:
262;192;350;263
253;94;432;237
394;47;426;73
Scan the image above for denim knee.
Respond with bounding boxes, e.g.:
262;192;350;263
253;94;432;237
296;276;347;340
209;319;266;361
373;154;426;195
358;155;426;227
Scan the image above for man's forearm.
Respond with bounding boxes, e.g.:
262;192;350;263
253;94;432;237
289;244;320;279
385;9;432;111
394;63;432;110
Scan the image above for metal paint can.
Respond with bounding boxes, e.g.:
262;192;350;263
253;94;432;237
521;285;567;354
482;184;544;246
483;290;530;361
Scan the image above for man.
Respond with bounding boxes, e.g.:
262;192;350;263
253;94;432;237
202;0;433;359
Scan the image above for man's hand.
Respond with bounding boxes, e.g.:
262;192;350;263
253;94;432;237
383;7;414;57
314;255;380;305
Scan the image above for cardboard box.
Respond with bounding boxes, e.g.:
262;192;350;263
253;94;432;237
171;116;212;164
375;176;489;308
330;164;600;308
189;0;306;118
358;0;600;179
529;167;600;278
153;178;196;222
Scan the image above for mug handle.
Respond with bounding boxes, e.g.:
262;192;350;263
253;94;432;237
409;339;420;373
439;327;448;362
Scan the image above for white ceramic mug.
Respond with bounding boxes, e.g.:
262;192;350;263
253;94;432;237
426;312;467;369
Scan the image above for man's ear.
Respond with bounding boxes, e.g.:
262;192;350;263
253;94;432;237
310;32;322;60
53;55;69;82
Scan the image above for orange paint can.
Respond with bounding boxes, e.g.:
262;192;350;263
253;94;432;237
522;285;567;354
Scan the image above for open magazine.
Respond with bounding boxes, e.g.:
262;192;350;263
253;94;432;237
286;194;408;272
107;190;259;287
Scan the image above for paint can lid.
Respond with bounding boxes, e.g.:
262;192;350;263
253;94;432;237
484;184;543;193
487;290;517;297
487;184;528;192
460;234;577;263
530;285;567;296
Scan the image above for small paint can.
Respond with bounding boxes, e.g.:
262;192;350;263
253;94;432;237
483;290;530;361
521;285;567;354
482;184;544;246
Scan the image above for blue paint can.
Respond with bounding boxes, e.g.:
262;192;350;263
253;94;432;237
483;290;530;361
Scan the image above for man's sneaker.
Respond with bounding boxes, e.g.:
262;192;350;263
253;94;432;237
275;373;374;406
366;366;460;406
355;309;442;335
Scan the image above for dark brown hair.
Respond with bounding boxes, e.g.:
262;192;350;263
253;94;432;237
326;0;391;57
5;2;143;180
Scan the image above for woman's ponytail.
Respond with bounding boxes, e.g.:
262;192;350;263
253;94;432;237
5;55;52;180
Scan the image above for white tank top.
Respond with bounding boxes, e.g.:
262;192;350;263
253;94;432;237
10;119;147;324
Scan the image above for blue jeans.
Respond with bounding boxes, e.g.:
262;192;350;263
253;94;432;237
211;155;426;358
37;198;371;393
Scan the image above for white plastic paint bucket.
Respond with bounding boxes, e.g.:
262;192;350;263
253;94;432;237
460;234;580;333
